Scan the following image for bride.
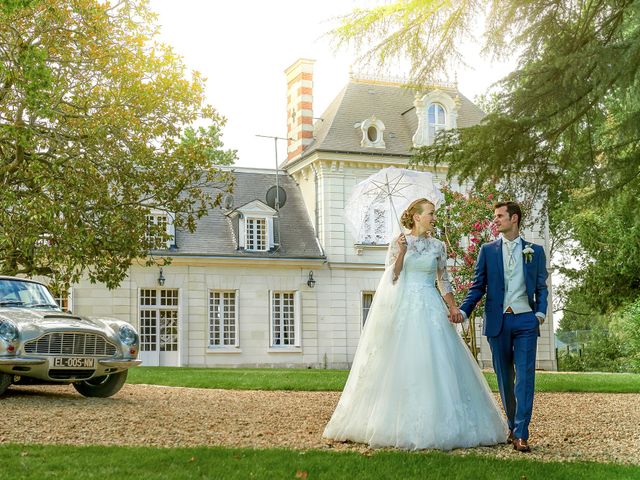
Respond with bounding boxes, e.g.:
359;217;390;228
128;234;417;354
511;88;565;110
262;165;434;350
323;198;508;450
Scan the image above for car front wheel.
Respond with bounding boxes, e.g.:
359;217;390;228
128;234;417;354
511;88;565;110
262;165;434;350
73;370;128;398
0;373;11;396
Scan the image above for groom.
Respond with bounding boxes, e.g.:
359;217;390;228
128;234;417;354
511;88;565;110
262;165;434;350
459;201;548;452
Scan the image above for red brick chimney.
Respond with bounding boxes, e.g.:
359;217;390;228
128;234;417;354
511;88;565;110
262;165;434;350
285;58;315;162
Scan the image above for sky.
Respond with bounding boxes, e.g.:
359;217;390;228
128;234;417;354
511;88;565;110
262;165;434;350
148;0;517;169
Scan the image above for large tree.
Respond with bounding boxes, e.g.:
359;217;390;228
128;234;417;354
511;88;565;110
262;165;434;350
0;0;235;288
334;0;640;312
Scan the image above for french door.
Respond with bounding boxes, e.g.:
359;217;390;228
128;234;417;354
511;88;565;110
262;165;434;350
138;288;179;366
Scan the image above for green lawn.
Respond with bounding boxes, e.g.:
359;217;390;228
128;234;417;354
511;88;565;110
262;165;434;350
128;367;640;393
1;444;637;480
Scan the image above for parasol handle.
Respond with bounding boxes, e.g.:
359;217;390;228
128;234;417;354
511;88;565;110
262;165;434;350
389;198;404;234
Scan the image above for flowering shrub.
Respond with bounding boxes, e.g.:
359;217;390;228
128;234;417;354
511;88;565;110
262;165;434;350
437;184;502;357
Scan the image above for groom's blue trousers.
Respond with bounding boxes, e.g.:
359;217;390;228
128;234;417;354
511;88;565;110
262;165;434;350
487;311;539;441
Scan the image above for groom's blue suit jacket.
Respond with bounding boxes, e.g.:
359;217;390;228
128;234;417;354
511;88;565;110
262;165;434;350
460;238;549;337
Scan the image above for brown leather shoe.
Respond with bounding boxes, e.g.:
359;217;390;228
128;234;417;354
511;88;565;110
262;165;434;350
507;430;514;444
513;438;531;452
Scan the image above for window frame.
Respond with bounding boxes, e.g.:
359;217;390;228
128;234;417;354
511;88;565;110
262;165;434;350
138;288;180;353
269;290;301;350
427;102;447;141
234;201;277;251
145;209;175;250
361;291;375;327
245;216;269;252
208;289;240;350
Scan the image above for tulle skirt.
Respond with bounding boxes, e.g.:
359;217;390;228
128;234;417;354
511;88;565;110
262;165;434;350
323;268;508;450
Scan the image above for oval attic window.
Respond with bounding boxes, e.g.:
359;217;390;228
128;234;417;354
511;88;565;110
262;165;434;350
367;125;378;142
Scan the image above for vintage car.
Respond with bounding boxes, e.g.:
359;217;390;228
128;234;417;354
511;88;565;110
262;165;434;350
0;276;141;397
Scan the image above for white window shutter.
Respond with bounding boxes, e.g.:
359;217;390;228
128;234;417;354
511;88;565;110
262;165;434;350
166;212;176;248
268;289;273;347
294;290;301;347
267;217;274;248
234;289;240;347
239;216;246;248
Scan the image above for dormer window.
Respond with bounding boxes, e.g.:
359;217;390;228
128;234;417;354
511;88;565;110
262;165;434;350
367;126;379;142
232;200;277;252
412;90;459;147
428;103;446;140
145;210;175;250
245;217;268;251
359;116;386;148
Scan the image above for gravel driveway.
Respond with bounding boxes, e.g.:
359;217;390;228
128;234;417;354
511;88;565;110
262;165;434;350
1;384;638;465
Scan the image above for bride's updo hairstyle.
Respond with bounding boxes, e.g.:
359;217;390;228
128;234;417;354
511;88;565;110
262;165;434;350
400;198;434;229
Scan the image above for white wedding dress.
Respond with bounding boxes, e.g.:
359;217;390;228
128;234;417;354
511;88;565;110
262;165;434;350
323;235;508;450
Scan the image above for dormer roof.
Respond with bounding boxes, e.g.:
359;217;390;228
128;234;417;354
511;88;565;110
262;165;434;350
171;168;324;259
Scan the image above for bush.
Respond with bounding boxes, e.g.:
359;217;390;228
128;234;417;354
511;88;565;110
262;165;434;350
610;298;640;372
557;328;628;372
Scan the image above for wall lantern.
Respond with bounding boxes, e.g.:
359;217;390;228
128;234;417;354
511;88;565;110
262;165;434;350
158;267;166;286
306;271;316;288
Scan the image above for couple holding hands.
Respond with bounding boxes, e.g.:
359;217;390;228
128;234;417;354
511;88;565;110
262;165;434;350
324;199;548;453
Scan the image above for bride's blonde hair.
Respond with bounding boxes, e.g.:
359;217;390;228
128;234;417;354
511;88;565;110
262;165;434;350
400;198;434;229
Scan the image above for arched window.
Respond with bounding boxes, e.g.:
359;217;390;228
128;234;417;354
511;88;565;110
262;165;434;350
428;103;446;141
412;91;458;147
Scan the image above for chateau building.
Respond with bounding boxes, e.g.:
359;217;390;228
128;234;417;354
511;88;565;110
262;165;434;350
68;58;556;370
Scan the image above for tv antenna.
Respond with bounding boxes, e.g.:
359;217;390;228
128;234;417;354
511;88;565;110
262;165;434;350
255;135;289;211
256;134;291;251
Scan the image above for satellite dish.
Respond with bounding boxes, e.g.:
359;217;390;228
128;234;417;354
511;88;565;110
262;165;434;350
223;193;234;210
266;186;287;209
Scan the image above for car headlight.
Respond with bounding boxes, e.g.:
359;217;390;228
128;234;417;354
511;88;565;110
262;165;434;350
0;320;19;342
118;324;138;346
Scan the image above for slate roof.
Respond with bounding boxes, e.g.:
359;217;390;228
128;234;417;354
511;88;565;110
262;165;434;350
154;169;324;259
285;79;484;166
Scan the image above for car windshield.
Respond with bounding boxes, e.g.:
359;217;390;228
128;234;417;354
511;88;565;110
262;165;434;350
0;279;61;310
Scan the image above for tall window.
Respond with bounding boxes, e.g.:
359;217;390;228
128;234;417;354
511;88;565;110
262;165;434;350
362;292;375;326
146;213;169;249
139;289;179;352
270;291;300;347
428;103;446;142
246;217;267;251
359;203;387;244
209;291;238;348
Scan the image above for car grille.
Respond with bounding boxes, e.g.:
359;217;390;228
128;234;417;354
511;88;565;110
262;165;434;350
24;332;117;356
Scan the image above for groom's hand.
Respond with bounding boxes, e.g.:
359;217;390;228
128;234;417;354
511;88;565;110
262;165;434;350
448;305;464;323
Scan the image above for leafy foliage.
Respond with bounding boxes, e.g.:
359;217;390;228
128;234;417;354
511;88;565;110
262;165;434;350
0;0;236;288
438;184;500;310
333;0;640;314
436;184;503;356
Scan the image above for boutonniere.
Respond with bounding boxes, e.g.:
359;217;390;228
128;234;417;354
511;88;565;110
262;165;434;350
522;244;534;263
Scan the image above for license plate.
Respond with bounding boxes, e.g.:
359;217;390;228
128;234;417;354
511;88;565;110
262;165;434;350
52;357;96;368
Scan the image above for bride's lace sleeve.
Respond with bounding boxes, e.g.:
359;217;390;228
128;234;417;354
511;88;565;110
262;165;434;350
385;235;401;267
436;239;454;296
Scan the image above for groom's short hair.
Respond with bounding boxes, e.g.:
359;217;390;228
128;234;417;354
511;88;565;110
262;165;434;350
495;201;522;228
